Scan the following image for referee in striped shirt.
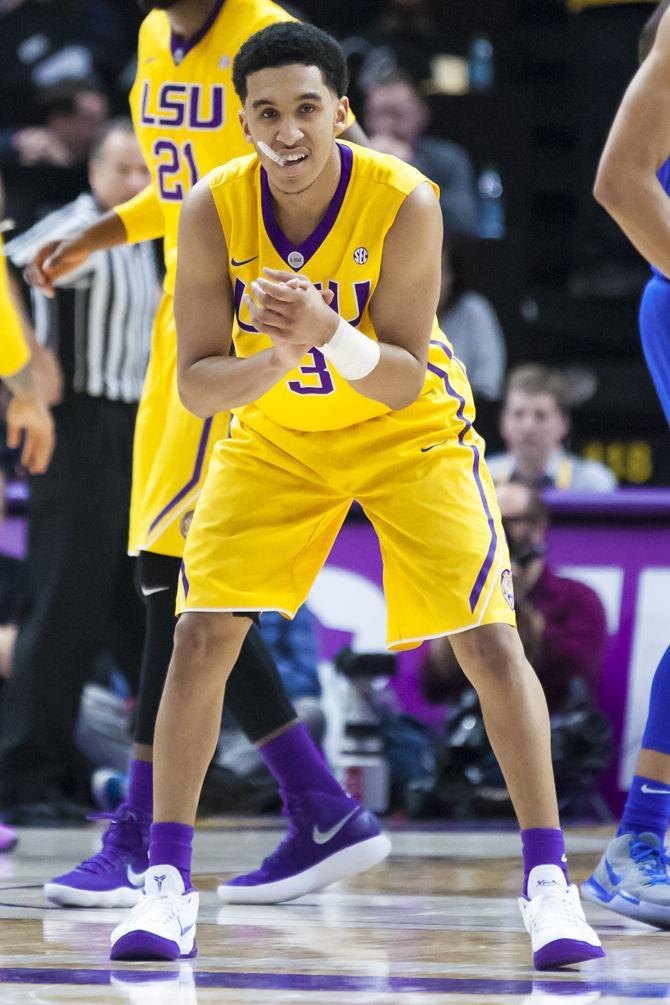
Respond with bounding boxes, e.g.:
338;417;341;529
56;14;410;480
0;120;160;824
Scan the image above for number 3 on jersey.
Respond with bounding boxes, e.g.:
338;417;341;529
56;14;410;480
288;349;334;395
154;139;199;202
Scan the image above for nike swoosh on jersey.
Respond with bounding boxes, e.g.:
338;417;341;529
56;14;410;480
230;255;258;267
140;584;171;597
127;865;147;888
420;440;448;453
312;808;359;845
641;783;670;795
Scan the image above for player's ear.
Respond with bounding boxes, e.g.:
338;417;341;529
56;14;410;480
239;109;253;145
334;96;349;132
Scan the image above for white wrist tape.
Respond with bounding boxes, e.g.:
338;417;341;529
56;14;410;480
320;317;381;381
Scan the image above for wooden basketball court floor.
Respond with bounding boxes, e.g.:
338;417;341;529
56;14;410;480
0;819;666;1004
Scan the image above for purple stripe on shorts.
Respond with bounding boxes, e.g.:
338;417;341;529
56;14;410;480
148;417;213;534
261;143;353;269
180;561;189;599
427;354;497;613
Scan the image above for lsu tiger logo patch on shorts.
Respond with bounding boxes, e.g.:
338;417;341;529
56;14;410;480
500;568;515;610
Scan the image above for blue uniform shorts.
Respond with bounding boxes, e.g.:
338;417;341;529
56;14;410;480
639;275;670;427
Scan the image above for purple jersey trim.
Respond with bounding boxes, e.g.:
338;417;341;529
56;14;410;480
261;143;353;271
170;0;225;63
147;417;213;534
427;341;497;613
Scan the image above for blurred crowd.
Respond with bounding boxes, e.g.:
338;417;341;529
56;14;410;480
0;0;654;832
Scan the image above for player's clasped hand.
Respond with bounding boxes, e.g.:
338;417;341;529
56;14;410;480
243;267;338;348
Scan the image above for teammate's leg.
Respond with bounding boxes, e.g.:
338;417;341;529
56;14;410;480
582;644;670;926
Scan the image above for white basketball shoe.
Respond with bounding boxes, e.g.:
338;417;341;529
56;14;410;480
110;865;198;961
518;865;605;970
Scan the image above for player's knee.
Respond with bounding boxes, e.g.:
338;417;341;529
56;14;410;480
456;623;528;689
172;612;243;674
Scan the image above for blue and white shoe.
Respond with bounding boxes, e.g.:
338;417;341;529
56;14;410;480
110;866;198;961
581;832;670;928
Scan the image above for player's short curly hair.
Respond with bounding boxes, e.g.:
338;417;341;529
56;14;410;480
232;22;348;103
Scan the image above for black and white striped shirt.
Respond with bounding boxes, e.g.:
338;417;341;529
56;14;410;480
6;194;160;403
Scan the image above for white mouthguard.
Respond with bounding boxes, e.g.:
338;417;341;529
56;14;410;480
258;141;286;167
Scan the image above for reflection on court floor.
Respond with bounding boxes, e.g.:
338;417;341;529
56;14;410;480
0;822;666;1004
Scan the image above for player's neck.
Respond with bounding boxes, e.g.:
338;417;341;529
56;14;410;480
168;0;219;39
268;144;342;246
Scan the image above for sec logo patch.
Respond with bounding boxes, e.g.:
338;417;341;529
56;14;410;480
353;246;369;265
500;568;515;610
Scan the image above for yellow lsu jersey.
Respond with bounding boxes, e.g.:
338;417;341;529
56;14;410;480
208;142;454;432
129;0;294;294
0;238;29;378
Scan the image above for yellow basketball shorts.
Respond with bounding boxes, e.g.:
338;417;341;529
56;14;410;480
178;384;516;652
128;293;230;558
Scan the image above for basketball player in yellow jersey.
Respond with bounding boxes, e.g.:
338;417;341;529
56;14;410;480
0;239;53;474
110;22;604;967
27;1;383;914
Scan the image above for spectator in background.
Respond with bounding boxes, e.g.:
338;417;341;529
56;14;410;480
439;238;506;400
422;482;607;714
0;0;129;231
2;79;109;235
364;73;478;238
0;120;160;826
350;0;445;91
487;364;617;491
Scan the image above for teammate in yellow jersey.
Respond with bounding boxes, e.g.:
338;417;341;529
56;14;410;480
25;0;382;912
0;238;53;474
110;22;605;967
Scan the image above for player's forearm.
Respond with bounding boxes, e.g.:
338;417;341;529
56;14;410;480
178;350;293;417
347;342;426;411
595;168;670;277
76;211;129;253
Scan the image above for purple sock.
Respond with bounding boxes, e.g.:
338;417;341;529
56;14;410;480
150;822;193;890
258;721;346;798
521;827;569;896
618;774;670;842
127;759;153;818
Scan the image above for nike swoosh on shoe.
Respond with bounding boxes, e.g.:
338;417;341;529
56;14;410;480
604;857;622;886
312;808;359;845
127;865;147;888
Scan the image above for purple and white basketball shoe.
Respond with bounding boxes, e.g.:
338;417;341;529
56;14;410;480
110;865;198;961
518;865;605;970
44;804;149;907
218;789;391;904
